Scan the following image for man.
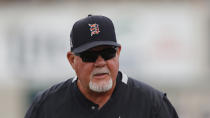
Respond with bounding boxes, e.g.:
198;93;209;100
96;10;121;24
25;15;179;118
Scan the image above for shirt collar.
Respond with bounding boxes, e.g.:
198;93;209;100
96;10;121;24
72;71;125;111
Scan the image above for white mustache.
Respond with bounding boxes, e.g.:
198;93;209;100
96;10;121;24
92;68;110;76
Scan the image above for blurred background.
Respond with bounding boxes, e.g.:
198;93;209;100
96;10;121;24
0;0;209;118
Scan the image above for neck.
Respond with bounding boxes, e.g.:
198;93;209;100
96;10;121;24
77;80;116;109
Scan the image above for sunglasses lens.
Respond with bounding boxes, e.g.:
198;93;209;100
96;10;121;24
76;47;117;62
101;48;116;60
79;52;98;62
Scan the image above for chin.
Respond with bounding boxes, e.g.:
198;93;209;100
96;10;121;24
89;77;113;93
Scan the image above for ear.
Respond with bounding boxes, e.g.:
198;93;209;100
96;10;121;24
116;46;121;56
67;51;76;70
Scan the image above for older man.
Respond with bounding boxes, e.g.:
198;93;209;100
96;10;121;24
25;15;179;118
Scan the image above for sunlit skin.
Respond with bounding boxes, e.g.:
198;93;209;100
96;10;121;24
67;45;121;108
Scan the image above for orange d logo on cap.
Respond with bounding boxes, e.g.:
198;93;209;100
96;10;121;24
89;23;100;36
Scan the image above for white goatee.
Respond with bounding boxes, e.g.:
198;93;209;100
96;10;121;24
89;68;113;92
89;78;113;92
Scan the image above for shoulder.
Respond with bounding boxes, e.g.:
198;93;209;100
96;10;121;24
38;78;74;101
125;76;164;109
25;78;75;118
119;71;163;99
125;77;178;117
127;77;164;98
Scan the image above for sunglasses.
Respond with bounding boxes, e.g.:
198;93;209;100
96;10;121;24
75;47;118;62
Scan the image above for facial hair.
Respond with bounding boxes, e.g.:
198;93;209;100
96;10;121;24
89;68;113;93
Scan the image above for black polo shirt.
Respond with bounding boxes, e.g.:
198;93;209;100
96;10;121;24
25;71;179;118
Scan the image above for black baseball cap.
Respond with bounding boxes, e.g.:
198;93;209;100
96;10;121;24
70;15;120;53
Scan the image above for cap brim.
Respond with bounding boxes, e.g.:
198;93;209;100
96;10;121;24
72;41;121;53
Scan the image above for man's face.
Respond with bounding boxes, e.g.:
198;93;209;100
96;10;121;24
67;45;121;93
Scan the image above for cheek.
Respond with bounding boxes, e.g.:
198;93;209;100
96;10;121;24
107;57;119;76
74;58;93;79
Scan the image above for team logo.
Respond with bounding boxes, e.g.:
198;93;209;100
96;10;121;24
88;23;100;36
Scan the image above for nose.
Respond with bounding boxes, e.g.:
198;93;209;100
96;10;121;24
94;55;106;67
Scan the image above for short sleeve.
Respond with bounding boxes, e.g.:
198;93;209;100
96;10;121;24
155;93;179;118
24;92;43;118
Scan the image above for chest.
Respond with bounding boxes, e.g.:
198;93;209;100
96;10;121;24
44;94;152;118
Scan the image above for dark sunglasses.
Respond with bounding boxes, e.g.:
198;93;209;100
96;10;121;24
75;47;118;62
